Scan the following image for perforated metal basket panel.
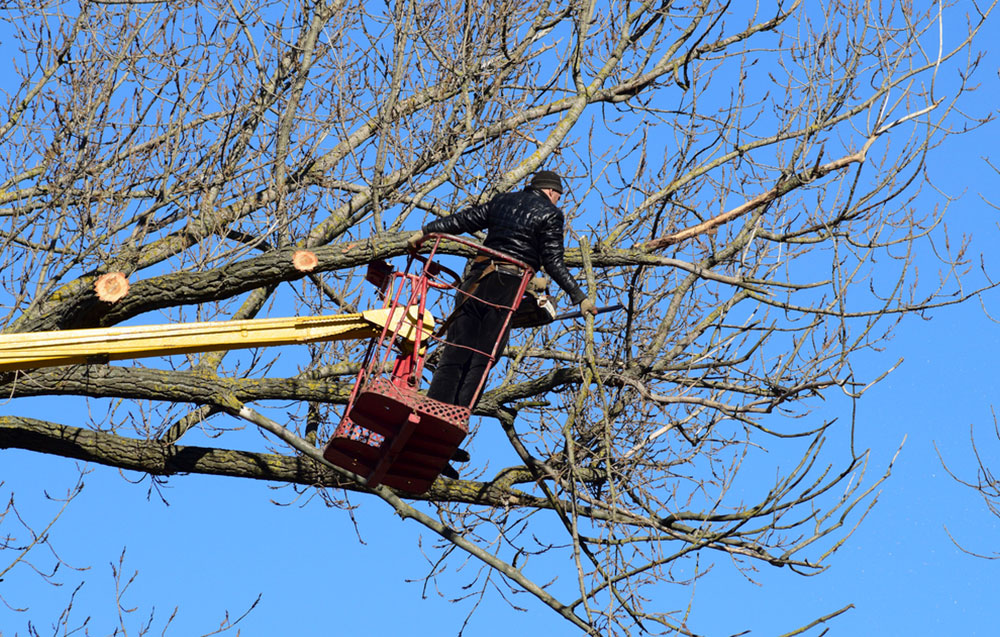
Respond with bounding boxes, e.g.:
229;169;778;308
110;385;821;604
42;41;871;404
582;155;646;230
361;376;471;431
322;376;471;493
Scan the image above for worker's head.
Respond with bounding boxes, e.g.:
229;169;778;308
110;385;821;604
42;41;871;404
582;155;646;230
529;170;564;204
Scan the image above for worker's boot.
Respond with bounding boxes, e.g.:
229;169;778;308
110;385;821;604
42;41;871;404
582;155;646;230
440;449;469;479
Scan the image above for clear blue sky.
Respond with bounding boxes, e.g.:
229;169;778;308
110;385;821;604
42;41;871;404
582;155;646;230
2;5;999;637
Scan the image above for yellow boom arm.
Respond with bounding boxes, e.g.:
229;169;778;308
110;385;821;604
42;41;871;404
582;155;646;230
0;306;435;373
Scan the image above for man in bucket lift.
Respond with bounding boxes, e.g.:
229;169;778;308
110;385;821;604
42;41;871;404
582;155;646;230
407;170;597;476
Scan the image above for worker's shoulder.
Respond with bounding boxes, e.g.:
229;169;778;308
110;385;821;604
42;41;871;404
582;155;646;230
492;189;560;216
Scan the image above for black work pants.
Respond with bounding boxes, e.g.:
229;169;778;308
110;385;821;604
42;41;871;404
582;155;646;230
427;269;520;407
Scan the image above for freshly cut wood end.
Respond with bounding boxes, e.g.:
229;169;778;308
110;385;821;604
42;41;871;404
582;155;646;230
293;249;318;272
95;272;129;303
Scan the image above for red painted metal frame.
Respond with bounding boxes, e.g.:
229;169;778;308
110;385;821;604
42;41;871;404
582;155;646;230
322;234;534;493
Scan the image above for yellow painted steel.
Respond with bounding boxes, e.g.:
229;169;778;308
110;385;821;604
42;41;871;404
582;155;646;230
0;306;435;372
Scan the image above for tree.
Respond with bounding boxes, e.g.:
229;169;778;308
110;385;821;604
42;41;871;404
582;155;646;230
0;0;996;634
941;158;1000;562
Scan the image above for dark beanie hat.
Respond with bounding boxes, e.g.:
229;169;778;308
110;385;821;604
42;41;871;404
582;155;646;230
529;170;564;193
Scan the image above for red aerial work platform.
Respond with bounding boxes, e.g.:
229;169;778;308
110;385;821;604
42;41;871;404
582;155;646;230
322;234;534;493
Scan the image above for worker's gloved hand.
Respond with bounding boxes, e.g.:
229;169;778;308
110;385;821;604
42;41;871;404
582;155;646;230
406;230;425;251
580;298;597;316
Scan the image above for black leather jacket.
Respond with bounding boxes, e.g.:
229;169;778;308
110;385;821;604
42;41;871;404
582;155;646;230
423;188;586;304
